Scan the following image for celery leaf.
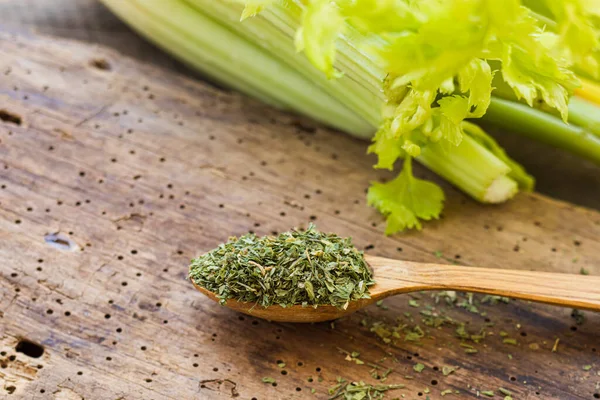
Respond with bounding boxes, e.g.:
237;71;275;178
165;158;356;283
368;158;444;234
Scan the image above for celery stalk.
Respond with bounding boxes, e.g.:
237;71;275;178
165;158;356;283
101;0;373;136
418;135;518;203
483;98;600;166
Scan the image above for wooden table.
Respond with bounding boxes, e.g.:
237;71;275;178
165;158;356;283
1;1;599;399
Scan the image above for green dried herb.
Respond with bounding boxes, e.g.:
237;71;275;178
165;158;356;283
262;377;276;384
413;363;425;373
481;390;495;397
328;381;404;400
189;224;374;309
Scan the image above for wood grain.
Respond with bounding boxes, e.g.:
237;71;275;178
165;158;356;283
1;31;600;399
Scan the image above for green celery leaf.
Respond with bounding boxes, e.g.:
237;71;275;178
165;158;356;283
367;157;444;234
239;0;274;20
295;0;344;79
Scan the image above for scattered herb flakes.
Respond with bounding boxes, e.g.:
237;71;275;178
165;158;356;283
408;299;420;308
328;381;404;399
583;365;593;371
507;354;513;360
376;300;389;310
442;366;457;376
481;390;495;397
189;224;374;309
552;338;560;352
503;338;518;345
262;377;276;384
441;389;454;396
434;251;443;258
504;396;513;400
499;388;512;396
580;267;589;275
481;295;510;305
277;362;286;368
413;363;425;373
529;343;540;350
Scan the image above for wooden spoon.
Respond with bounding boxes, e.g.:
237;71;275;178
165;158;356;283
192;255;600;323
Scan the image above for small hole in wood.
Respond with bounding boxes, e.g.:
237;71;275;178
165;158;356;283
16;340;44;358
510;376;516;381
90;59;111;71
0;110;22;125
431;380;438;385
141;346;147;351
116;328;122;333
5;386;16;394
46;309;53;315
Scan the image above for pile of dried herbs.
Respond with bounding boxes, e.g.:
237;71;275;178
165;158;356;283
189;224;375;309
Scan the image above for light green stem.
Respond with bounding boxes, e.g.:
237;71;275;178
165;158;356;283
483;98;600;166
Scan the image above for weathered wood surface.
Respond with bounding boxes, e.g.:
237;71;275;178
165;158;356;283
2;0;600;210
1;31;600;400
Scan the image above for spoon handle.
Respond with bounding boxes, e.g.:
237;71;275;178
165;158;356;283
368;256;600;311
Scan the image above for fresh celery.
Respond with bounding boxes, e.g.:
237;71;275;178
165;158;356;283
102;0;600;233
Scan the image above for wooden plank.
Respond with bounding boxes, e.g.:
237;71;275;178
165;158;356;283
1;0;600;210
0;31;599;400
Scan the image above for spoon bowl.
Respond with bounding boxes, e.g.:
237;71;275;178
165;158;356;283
193;255;600;323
